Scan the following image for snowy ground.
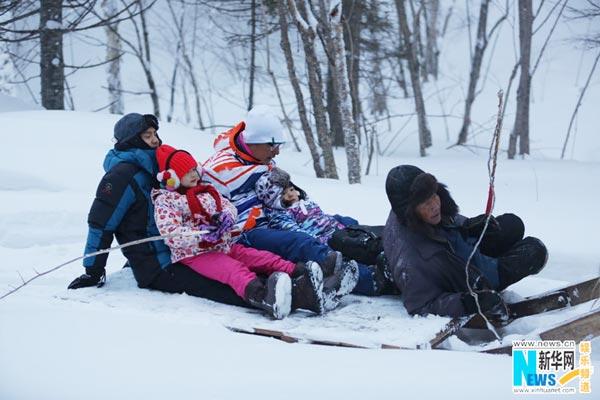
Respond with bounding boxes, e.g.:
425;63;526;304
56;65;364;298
0;108;598;399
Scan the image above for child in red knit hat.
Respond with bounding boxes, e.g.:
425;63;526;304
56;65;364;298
151;144;327;319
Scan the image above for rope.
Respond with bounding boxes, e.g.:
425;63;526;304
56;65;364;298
464;90;505;342
0;230;209;300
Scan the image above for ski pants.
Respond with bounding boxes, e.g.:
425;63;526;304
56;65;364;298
181;244;295;299
148;262;249;308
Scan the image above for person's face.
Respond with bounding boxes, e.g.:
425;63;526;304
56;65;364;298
415;193;441;225
281;186;300;207
247;143;281;164
180;168;200;189
140;127;160;149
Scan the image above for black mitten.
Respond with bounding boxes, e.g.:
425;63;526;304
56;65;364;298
68;267;106;289
462;214;500;238
462;290;503;314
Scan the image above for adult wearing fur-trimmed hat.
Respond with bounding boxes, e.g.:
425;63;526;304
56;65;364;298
68;113;247;310
382;165;548;318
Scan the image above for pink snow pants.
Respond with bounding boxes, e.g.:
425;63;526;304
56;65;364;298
180;244;295;299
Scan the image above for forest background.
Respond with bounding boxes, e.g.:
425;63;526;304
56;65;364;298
1;0;599;183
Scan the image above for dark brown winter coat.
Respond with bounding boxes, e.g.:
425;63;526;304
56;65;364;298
383;165;493;318
383;210;493;317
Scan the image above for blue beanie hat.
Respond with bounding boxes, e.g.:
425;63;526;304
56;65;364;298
114;113;159;149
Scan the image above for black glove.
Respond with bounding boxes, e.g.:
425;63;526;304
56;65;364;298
462;290;504;314
461;214;500;238
68;267;106;289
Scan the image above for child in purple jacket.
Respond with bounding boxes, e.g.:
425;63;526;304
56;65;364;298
255;168;357;244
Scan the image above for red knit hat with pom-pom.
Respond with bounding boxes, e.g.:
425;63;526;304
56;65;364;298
156;144;202;191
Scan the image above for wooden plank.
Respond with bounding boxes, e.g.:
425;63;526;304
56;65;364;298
539;309;600;342
510;277;599;318
464;277;600;330
428;316;473;349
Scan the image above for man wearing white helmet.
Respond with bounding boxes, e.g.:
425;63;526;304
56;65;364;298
203;106;364;311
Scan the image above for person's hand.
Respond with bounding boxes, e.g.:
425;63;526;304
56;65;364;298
215;212;235;235
462;290;504;314
198;225;221;243
462;214;500;237
68;267;106;289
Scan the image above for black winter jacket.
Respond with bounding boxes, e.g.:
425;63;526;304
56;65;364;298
83;148;171;287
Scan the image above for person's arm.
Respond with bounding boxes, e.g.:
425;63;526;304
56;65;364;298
70;166;136;289
398;264;470;318
83;166;136;269
267;208;304;232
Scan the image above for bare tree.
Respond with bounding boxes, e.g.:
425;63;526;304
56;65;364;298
0;0;152;110
39;0;64;110
277;0;324;177
395;0;431;156
456;0;508;145
102;0;124;114
342;0;363;144
287;0;338;179
422;0;440;79
248;0;257;110
330;1;361;183
165;0;205;128
508;0;533;159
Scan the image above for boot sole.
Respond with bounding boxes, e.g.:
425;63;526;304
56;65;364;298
306;262;325;314
337;260;359;297
268;272;292;320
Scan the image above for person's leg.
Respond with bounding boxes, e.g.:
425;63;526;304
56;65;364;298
497;237;548;290
228;243;296;276
480;213;525;257
352;263;380;295
180;252;258;299
148;262;249;307
332;214;359;227
241;228;330;264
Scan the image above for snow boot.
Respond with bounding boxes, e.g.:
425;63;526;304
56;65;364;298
291;261;307;279
321;251;343;277
245;272;292;320
372;252;396;295
321;259;360;312
291;261;325;314
497;236;548;290
332;259;359;297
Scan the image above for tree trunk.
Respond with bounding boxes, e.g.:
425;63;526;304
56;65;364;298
39;0;64;110
248;0;256;111
456;0;490;145
102;0;124;115
331;2;361;184
278;1;325;178
289;0;338;179
326;66;344;147
137;0;159;118
395;0;431;156
509;0;533;158
423;0;440;79
343;0;362;144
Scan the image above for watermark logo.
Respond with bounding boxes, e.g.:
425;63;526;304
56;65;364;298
513;340;594;394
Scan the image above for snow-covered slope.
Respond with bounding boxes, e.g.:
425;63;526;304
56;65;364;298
0;111;598;399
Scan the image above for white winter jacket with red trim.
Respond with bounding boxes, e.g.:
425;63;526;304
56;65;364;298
151;187;238;263
202;122;274;232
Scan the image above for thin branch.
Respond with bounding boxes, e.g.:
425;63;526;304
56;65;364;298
561;50;600;159
0;230;210;301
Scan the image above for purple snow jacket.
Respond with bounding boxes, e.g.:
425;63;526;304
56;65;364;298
264;199;345;244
